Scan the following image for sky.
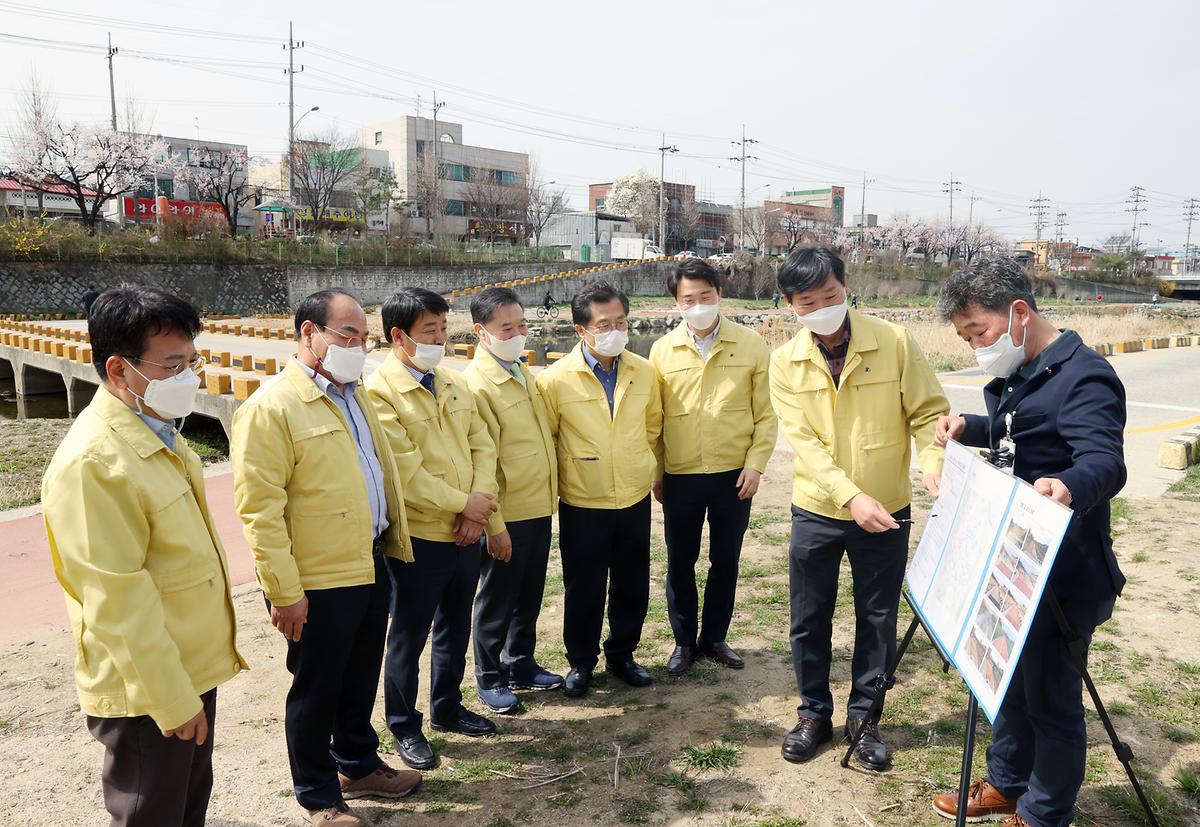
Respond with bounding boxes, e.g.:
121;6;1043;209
1;0;1197;250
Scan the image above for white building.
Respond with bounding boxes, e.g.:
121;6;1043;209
539;210;636;261
359;116;529;242
0;179;100;221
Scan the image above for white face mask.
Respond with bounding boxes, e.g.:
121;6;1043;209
407;338;446;372
587;328;628;358
974;304;1028;377
483;329;528;363
125;360;201;420
793;295;849;337
679;301;720;330
317;330;368;384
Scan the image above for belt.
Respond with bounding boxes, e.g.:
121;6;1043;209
372;535;387;556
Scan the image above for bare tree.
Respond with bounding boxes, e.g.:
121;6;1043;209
10;75;162;233
466;169;525;244
174;147;258;237
290;127;360;225
524;158;568;248
734;207;767;252
350;163;398;233
407;149;441;239
675;195;702;251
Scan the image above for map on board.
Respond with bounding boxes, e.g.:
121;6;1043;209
905;440;1073;722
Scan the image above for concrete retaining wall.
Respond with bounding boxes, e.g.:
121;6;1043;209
0;260;673;315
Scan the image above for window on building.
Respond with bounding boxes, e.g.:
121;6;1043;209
415;140;425;156
374;131;383;145
443;199;466;216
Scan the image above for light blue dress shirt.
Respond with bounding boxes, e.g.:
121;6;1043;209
297;360;389;539
581;342;620;415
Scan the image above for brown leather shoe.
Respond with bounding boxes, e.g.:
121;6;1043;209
339;761;422;800
999;816;1030;827
932;779;1018;821
303;801;365;826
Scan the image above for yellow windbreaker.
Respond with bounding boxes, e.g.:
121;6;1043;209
649;317;777;476
42;388;246;730
769;309;948;519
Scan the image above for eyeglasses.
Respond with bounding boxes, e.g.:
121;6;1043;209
125;354;207;376
319;325;377;352
588;319;629;334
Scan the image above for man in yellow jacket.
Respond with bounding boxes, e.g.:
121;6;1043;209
232;289;420;827
536;280;663;698
650;259;776;676
366;287;500;771
770;246;947;772
464;287;563;714
42;285;245;826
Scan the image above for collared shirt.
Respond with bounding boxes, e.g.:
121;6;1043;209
403;361;436;396
136;410;178;450
815;320;852;387
689;317;721;361
581;342;620;414
1000;330;1070;406
490;351;527;388
296;360;389;538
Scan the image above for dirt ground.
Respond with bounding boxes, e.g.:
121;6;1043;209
2;450;1199;826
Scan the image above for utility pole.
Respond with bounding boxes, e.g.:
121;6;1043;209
284;21;305;201
1030;192;1051;268
942;173;962;226
106;33;118;131
967;192;982;230
1125;185;1148;255
430;92;445;240
858;171;874;251
1184;198;1199;275
729;125;757;250
657;134;678;250
1054;211;1069;272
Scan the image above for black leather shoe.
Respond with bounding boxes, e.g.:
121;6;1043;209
563;667;592;698
781;716;833;763
430;707;496;737
397;735;437;770
606;658;653;687
844;717;890;770
699;640;745;669
667;645;697;676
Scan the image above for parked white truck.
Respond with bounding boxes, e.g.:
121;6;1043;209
611;234;665;261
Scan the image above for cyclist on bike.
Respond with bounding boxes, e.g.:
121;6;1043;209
542;291;554;313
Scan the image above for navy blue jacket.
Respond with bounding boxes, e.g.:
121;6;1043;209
960;331;1127;602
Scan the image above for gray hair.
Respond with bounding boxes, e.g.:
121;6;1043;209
937;257;1038;320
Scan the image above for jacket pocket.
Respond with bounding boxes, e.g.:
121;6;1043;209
563;456;609;502
155;566;217;594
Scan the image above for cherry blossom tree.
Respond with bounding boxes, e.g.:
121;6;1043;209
10;78;162;233
174;147;258;237
604;170;660;235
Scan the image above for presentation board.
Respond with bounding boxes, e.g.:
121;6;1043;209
906;440;1073;722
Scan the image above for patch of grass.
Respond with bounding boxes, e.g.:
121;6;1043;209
1110;496;1132;522
755;820;806;827
1085;750;1108;782
748;511;790;529
1175;765;1200;800
1098;781;1186;827
1175;660;1200;676
1162;725;1197;744
0;418;73;509
182;416;229;463
1091;639;1118;652
680;741;741;772
618;794;660;823
448;757;515;782
1131;551;1149;563
1168;464;1200;501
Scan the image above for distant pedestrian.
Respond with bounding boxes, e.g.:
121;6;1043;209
772;291;781;309
82;285;100;316
850;292;859;309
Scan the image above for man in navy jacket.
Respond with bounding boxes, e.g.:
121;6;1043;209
928;258;1126;827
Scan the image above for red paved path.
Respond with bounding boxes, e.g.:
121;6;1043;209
0;469;256;644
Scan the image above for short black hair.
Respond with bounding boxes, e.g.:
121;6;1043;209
938;258;1038;319
88;284;201;381
777;244;845;298
666;258;721;297
382;287;449;342
471;287;523;325
571;280;629;327
294;288;357;336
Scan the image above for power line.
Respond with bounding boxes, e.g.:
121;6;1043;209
1184;198;1199;274
729;125;757;250
1125;185;1148;255
942;173;962;225
1030;193;1051;242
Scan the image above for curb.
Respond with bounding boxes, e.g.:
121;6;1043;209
1160;424;1200;471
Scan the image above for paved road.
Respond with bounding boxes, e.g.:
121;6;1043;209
3;332;1192;640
